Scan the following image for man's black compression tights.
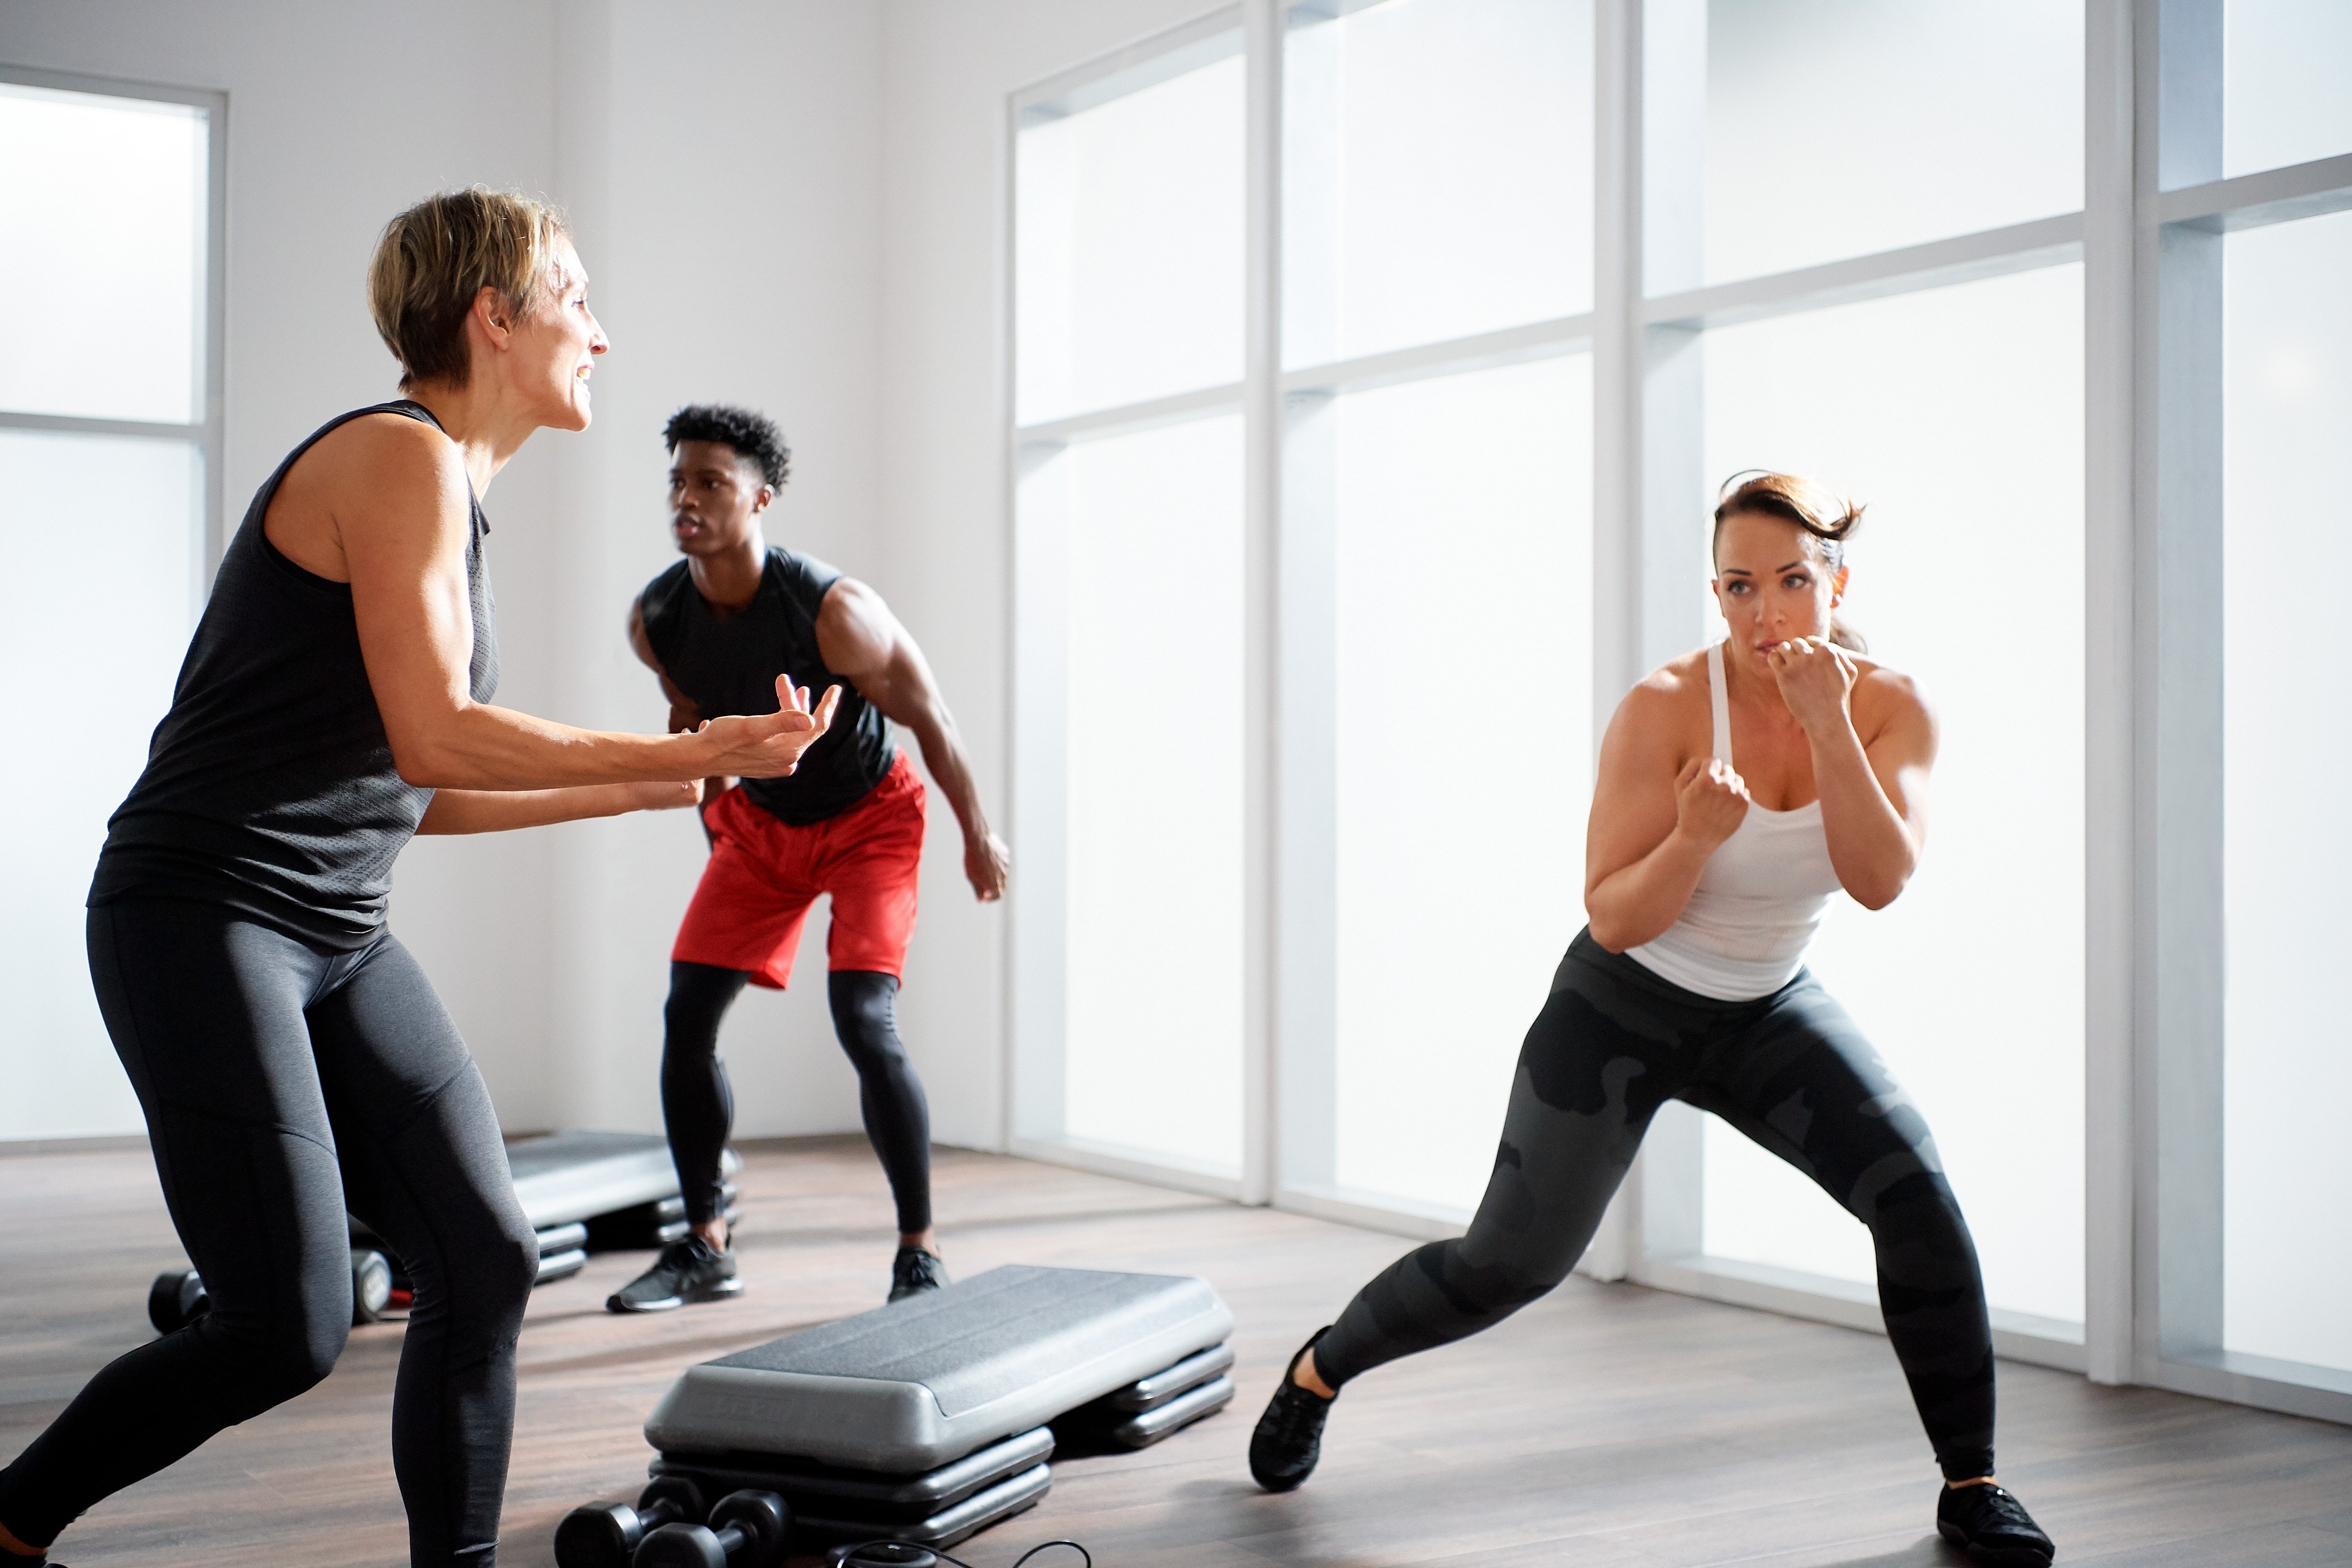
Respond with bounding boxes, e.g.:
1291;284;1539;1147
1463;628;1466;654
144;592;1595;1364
660;962;933;1234
0;902;536;1567
1313;930;1998;1483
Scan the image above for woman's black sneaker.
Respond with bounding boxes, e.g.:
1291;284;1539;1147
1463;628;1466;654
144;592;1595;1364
889;1247;949;1302
1248;1328;1334;1492
605;1236;742;1313
1937;1482;2055;1565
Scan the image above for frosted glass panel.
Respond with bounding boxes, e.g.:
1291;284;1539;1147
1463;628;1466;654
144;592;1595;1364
1332;357;1593;1212
1284;0;1594;367
0;430;199;1139
0;83;207;424
1016;50;1245;424
1062;416;1246;1172
2225;0;2352;179
1702;0;2082;286
2222;211;2352;1373
1698;265;2087;1326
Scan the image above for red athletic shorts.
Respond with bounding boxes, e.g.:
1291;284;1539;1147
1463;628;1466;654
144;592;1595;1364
671;751;926;989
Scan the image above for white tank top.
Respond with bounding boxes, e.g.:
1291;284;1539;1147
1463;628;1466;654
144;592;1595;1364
1625;642;1845;1001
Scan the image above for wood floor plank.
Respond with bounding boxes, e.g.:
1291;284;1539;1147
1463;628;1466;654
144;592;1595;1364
3;1138;2348;1567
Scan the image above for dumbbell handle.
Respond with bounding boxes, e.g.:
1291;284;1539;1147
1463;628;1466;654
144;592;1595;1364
636;1488;785;1568
635;1517;758;1568
554;1489;696;1568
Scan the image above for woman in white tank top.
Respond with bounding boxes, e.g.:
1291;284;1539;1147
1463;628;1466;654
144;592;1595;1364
1249;473;2054;1568
1585;479;1933;986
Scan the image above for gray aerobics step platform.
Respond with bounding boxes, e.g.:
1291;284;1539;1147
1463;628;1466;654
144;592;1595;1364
148;1132;740;1336
505;1130;742;1230
645;1265;1234;1474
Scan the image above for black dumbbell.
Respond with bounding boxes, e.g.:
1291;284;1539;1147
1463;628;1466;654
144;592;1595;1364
555;1476;707;1568
148;1249;391;1338
350;1248;395;1324
148;1268;210;1334
633;1487;787;1568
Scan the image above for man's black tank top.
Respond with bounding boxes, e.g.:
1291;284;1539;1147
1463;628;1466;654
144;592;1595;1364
637;547;893;826
89;401;499;949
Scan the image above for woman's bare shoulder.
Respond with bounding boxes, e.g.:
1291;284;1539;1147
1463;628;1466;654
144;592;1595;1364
1606;647;1711;745
272;411;468;544
1633;646;1715;707
1850;658;1935;735
297;410;462;493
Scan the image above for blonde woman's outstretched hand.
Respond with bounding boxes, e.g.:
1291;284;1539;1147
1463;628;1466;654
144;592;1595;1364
693;678;842;778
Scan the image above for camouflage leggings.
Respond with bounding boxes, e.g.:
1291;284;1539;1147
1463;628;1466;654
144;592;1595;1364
1315;928;1997;1482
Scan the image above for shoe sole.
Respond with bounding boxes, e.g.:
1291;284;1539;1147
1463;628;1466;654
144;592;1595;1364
606;1279;745;1315
1248;1461;1313;1493
1937;1522;2053;1567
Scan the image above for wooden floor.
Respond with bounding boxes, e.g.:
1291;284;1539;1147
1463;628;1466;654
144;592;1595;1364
5;1139;2351;1567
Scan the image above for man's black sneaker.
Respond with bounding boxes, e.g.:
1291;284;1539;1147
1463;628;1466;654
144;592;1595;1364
888;1247;949;1302
1248;1328;1334;1492
1937;1482;2055;1566
605;1237;743;1314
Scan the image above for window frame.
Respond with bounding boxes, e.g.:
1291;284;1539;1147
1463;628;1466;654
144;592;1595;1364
2128;0;2352;1421
0;62;227;581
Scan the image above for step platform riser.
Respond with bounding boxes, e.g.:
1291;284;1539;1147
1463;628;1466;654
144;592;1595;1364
795;1463;1052;1551
651;1426;1055;1525
1057;1374;1235;1451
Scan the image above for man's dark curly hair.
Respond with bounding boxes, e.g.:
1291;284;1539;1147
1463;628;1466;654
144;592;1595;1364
663;404;790;489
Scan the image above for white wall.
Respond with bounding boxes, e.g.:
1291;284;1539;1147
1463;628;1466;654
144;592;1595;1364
0;0;569;1132
534;0;889;1141
3;0;1222;1152
0;1;898;1144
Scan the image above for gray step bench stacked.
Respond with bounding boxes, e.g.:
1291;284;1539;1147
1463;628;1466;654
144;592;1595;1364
557;1265;1235;1566
146;1131;740;1333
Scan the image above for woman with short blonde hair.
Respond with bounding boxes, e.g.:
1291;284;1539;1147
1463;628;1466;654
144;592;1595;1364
0;188;837;1568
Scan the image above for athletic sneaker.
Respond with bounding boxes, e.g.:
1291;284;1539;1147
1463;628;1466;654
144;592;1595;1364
1247;1328;1334;1492
1936;1482;2055;1565
889;1247;949;1302
605;1237;743;1313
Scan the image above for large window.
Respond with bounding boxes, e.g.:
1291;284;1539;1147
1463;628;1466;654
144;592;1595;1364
1014;44;1244;424
1059;416;1247;1173
1282;0;1593;363
1602;0;2094;1369
2141;0;2352;1418
2220;0;2352;179
2221;210;2352;1375
0;70;221;1143
1701;0;2081;285
1326;358;1593;1216
1277;0;1596;1226
1693;266;2087;1334
1007;0;2352;1425
1008;21;1250;1188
